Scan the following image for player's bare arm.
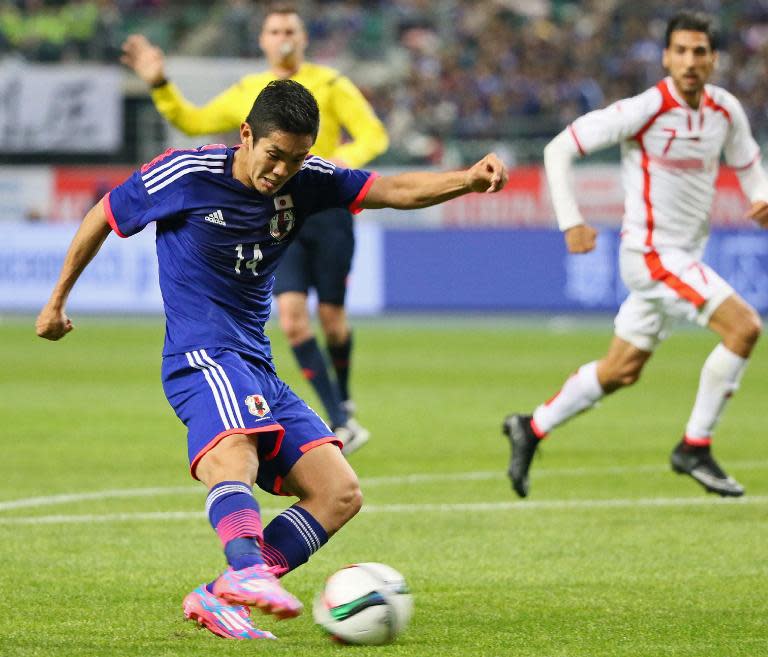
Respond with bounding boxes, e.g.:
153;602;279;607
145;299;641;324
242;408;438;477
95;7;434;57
564;224;598;254
36;200;112;341
121;34;167;87
360;153;507;210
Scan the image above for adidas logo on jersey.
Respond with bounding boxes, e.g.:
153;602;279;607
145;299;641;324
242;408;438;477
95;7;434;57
204;209;226;226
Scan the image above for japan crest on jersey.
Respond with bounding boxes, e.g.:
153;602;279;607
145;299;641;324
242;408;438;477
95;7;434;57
270;194;295;241
245;394;270;417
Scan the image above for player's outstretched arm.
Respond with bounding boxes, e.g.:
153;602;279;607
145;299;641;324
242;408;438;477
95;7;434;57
359;153;507;210
36;200;112;341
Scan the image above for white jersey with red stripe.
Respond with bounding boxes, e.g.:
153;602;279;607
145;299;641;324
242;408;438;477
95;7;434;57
568;76;760;252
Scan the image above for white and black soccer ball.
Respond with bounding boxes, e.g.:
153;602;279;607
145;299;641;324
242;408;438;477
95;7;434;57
313;562;413;645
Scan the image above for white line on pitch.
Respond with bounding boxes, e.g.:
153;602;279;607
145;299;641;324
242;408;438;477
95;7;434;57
362;459;768;486
0;486;200;512
0;495;766;525
1;461;767;513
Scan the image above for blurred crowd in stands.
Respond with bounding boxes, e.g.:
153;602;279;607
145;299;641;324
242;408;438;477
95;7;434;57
3;0;768;162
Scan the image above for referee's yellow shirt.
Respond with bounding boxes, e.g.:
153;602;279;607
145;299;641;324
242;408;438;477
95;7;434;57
151;62;388;168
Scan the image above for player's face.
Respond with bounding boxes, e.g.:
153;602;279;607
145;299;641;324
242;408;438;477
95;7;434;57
259;12;307;68
663;30;717;103
238;126;313;195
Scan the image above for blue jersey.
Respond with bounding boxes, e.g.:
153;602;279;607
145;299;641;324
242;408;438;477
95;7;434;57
104;144;375;365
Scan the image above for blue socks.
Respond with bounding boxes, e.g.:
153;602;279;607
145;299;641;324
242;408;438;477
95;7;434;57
292;337;346;427
261;505;328;576
206;481;264;570
206;486;330;577
327;331;353;403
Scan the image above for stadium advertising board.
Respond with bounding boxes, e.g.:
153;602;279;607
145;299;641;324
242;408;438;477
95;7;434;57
383;228;768;314
0;163;762;315
0;220;384;315
0;63;122;153
440;165;751;228
3;222;767;315
0;164;749;226
0;166;52;222
51;166;134;222
0;222;162;313
0;165;132;223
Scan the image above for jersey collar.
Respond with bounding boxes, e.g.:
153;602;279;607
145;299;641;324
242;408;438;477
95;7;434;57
663;76;705;112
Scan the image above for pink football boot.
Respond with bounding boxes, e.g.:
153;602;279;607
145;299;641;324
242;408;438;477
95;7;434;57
183;585;276;640
213;564;303;619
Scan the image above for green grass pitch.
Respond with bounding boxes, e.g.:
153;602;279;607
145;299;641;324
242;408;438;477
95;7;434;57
1;315;766;657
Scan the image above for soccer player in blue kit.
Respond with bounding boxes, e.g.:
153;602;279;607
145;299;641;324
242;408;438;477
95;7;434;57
36;80;508;640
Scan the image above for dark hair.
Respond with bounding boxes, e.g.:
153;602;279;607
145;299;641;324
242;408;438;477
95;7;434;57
245;80;319;141
265;2;301;20
665;11;719;50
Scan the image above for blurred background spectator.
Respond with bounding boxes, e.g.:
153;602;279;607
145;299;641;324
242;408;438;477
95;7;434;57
1;0;768;165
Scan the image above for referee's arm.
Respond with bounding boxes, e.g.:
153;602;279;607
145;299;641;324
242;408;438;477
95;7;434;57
151;82;247;136
328;75;389;168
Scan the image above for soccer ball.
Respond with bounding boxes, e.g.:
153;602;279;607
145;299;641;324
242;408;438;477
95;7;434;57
313;562;413;645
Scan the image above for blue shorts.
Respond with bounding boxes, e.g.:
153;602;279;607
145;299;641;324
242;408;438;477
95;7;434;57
161;348;340;494
272;207;354;305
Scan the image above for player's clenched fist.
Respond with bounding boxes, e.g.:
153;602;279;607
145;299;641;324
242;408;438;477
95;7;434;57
747;200;768;228
35;305;73;341
465;153;508;193
564;224;598;254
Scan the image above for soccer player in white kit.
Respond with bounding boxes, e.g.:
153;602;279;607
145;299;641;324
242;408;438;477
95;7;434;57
503;11;768;498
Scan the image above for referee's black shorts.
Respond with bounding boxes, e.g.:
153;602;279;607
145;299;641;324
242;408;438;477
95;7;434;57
273;207;355;306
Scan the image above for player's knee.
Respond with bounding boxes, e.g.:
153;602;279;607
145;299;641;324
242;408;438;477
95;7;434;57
604;365;641;390
725;309;762;356
279;313;312;343
740;310;762;347
318;307;348;344
323;323;349;345
617;369;641;387
328;478;363;531
337;479;363;521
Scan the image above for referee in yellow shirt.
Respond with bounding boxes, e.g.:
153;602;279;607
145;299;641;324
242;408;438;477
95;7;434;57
121;2;388;455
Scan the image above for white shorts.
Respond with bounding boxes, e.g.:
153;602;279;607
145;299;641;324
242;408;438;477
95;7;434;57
614;247;734;352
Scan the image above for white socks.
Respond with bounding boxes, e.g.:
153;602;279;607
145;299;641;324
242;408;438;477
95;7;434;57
530;345;748;442
532;361;604;436
685;344;748;442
